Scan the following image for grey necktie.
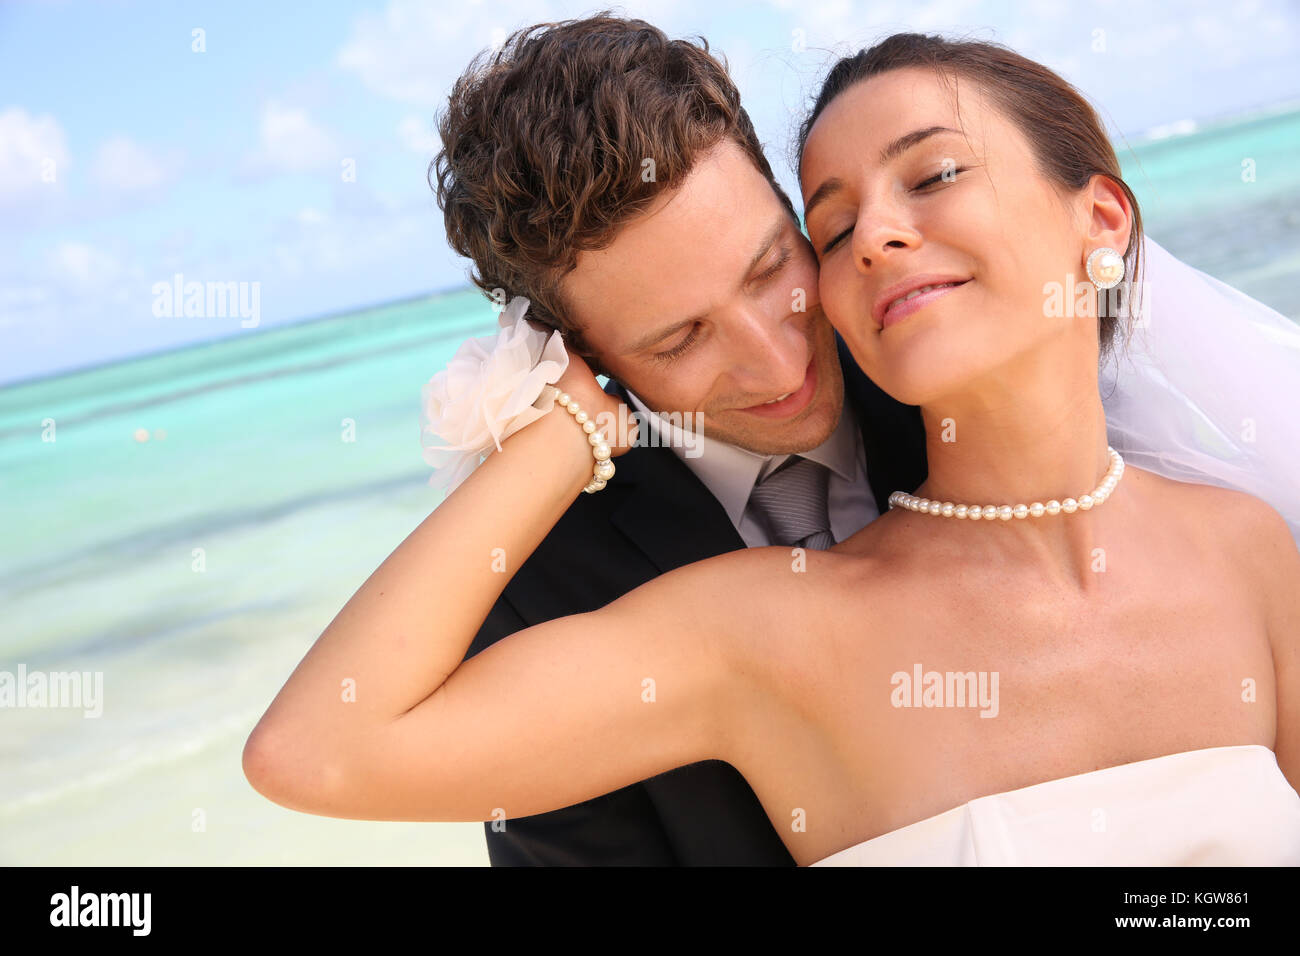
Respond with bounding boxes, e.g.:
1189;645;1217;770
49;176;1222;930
746;456;837;550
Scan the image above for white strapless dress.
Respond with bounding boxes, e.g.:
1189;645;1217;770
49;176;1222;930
811;745;1300;866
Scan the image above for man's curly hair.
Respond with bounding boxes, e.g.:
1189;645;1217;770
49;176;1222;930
430;12;796;378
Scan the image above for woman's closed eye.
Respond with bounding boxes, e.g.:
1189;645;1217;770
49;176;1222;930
913;166;966;191
817;166;967;255
820;225;854;256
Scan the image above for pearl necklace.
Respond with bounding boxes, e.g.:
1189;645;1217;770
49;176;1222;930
889;447;1125;521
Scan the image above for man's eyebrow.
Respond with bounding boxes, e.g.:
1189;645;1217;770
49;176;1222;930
802;126;962;223
622;217;790;355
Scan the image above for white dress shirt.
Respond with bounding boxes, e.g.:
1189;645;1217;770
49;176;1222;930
622;388;880;548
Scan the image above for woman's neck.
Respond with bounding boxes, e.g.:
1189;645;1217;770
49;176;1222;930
919;399;1110;508
909;346;1119;578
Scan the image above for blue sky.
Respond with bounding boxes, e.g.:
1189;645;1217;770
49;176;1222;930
4;0;1299;387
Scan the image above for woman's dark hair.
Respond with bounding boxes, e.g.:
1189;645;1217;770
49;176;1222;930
797;33;1143;359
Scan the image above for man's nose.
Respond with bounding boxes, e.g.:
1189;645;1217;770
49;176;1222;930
718;304;808;390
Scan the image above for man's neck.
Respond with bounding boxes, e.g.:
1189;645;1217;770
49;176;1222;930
619;385;858;518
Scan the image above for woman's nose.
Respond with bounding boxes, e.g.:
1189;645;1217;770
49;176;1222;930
851;202;923;272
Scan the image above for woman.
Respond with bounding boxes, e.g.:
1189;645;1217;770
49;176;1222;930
243;34;1300;865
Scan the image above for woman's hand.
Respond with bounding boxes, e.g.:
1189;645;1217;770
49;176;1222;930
545;339;639;458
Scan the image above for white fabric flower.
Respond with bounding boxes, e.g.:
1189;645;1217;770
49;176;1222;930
419;296;570;494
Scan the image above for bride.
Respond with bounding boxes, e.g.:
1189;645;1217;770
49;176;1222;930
242;33;1300;865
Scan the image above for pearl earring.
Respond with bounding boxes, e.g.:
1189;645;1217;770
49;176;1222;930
1086;246;1125;290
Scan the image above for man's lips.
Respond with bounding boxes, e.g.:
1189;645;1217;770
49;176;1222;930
738;358;817;418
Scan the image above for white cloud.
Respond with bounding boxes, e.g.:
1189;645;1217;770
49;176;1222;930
264;184;430;281
397;114;438;155
0;107;71;205
48;240;121;285
337;0;567;107
91;134;182;192
247;101;341;175
0;285;48;313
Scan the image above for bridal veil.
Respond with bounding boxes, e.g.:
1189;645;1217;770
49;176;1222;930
1102;237;1300;545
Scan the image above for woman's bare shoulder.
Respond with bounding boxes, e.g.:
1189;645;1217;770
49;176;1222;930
641;539;887;671
592;543;857;658
1130;466;1292;549
1130;468;1296;608
671;541;877;633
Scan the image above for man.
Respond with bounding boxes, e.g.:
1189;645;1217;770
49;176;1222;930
433;13;927;865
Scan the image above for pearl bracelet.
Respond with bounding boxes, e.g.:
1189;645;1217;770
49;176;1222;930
534;384;616;493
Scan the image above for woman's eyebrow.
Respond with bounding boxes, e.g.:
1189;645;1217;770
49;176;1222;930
879;125;961;164
803;125;962;223
802;177;844;224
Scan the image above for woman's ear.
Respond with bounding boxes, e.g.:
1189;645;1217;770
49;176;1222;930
1083;174;1133;256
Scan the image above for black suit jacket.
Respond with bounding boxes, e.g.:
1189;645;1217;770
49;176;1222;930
464;330;927;865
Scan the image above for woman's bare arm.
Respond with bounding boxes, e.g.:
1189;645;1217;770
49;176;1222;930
241;377;780;821
247;547;779;822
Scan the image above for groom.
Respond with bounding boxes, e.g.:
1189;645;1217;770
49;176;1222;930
435;14;927;865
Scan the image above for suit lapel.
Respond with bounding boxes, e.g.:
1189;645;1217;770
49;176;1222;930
603;379;747;574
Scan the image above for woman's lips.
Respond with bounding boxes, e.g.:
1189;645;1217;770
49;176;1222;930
740;358;817;418
881;280;970;330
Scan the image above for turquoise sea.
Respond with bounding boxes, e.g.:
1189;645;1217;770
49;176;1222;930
2;106;1298;865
